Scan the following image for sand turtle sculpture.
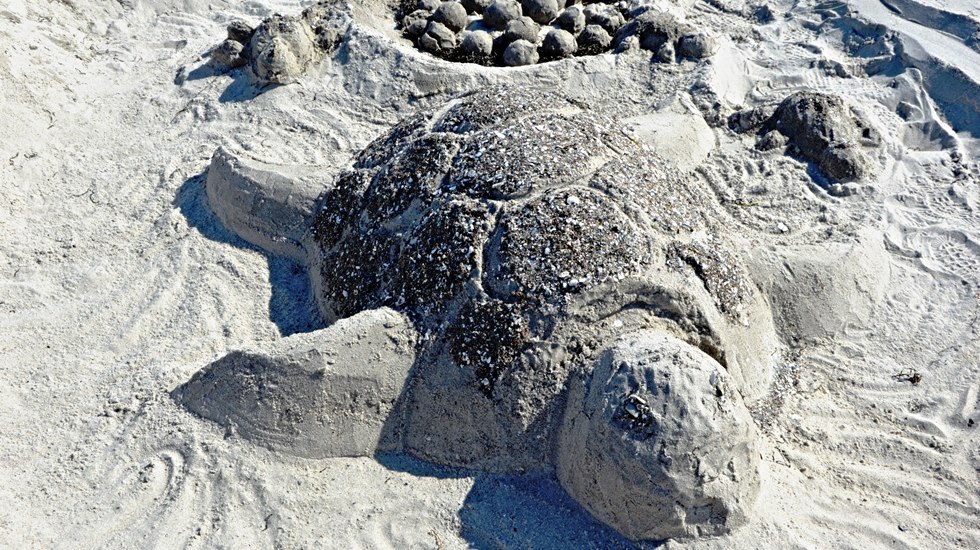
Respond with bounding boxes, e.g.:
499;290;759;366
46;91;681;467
176;85;781;541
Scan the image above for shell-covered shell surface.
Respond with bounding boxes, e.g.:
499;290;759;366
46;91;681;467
306;86;774;470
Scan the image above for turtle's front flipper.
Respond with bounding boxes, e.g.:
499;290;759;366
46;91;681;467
745;228;890;343
622;93;715;173
206;147;326;263
173;308;418;458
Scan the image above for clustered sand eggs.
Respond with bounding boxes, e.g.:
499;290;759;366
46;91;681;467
398;0;719;66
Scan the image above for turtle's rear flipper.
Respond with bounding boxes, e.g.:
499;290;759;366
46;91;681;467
174;308;418;458
206;147;326;263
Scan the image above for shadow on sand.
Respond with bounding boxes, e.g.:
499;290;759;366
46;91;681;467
375;454;648;549
173;171;321;336
178;61;277;103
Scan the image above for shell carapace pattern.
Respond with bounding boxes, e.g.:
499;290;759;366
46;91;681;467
306;86;761;467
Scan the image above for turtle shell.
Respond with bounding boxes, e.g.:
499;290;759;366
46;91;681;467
307;85;770;470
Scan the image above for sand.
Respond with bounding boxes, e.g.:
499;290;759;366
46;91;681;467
1;0;979;547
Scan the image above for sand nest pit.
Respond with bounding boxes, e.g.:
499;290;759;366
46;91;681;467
205;0;718;77
207;0;721;78
176;85;778;542
396;0;720;66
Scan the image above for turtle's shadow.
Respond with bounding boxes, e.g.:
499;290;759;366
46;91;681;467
456;473;652;549
173;171;322;336
375;454;650;549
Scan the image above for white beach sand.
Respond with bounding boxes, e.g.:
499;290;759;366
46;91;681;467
1;0;978;547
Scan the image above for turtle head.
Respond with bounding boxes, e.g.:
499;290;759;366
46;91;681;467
556;330;762;541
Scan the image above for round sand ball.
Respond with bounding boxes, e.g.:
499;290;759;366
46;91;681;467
521;0;560;24
460;30;493;56
226;20;255;44
541;28;577;58
248;15;319;85
402;9;432;38
461;0;491;14
583;4;625;35
418;0;442;11
212;39;247;68
419;21;458;52
503;39;539;66
576;24;611;53
432;1;469;32
483;0;523;30
557;332;761;541
677;32;719;59
502;16;540;45
556;6;585;34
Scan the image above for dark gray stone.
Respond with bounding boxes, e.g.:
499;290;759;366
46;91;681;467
521;0;560;24
460;30;494;56
402;9;432;39
461;0;491;13
542;28;577;58
577;24;612;54
483;0;523;30
432;1;469;32
584;4;625;35
502;16;541;45
503;38;540;65
555;6;585;34
419;21;458;52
